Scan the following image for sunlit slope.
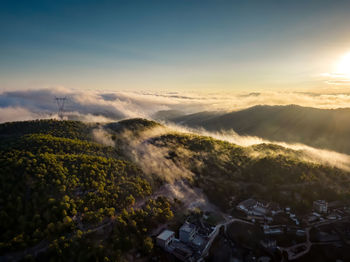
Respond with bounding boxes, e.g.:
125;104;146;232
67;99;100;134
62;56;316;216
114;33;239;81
1;119;350;261
144;133;350;210
168;105;350;154
107;118;350;211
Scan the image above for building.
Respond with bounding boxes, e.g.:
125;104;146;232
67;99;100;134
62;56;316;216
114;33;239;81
179;222;196;243
307;215;319;223
296;229;306;236
157;218;219;261
264;227;283;235
156;230;175;248
237;199;268;216
173;247;193;262
191;235;205;249
261;239;277;249
237;198;257;213
313;200;328;213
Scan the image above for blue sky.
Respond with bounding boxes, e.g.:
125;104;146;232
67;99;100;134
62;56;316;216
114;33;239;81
1;0;350;91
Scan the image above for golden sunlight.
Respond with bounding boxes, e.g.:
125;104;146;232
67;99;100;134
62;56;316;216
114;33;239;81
335;52;350;76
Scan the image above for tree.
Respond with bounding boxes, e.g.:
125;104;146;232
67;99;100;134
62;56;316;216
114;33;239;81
142;237;153;254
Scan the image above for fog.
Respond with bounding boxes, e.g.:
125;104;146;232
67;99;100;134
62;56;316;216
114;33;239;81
162;123;350;171
107;120;350;174
112;125;197;183
3;87;350;124
3;87;350;171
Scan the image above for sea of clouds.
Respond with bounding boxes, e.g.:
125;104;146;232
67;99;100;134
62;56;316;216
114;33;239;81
2;87;350;123
2;86;350;171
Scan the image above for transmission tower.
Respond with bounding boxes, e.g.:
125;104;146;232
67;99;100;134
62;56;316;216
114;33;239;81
55;97;67;120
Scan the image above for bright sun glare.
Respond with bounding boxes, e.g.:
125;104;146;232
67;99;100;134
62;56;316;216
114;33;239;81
336;52;350;76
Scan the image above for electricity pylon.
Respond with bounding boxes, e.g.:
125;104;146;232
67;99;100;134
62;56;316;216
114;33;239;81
55;97;67;120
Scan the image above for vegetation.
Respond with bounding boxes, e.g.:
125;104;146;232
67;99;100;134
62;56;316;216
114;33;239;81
167;105;350;155
0;119;95;140
146;133;350;212
0;120;173;261
2;118;350;261
106;118;161;137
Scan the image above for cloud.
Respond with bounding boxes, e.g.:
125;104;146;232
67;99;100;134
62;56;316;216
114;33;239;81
319;73;350;86
0;107;51;123
104;120;350;187
92;127;115;147
3;87;350;124
3;87;350;172
162;123;350;171
115;125;196;183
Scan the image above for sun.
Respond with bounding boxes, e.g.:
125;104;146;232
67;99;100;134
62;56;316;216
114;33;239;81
335;52;350;76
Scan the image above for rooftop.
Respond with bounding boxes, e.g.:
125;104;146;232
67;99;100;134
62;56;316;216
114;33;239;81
180;222;196;233
192;235;205;248
314;200;327;204
239;198;257;208
157;230;175;241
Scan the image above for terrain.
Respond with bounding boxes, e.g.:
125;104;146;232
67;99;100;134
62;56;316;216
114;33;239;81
1;119;350;261
158;105;350;155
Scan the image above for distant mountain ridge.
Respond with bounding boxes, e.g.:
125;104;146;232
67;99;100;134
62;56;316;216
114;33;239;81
163;104;350;154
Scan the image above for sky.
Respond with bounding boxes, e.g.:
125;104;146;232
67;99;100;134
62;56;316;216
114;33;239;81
1;0;350;92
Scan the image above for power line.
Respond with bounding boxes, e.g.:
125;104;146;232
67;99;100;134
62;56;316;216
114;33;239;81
55;97;67;120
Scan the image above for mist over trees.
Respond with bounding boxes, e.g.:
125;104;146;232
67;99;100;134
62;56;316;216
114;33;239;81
1;119;350;261
164;105;350;155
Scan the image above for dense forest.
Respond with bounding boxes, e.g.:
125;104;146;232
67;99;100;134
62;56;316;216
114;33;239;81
0;120;173;262
146;133;350;211
1;119;350;261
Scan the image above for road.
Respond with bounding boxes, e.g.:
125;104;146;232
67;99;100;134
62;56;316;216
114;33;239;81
279;217;349;260
280;227;311;260
0;181;213;262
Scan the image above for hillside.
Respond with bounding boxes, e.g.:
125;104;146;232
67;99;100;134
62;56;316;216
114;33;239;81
166;105;350;154
1;119;350;261
0;120;173;262
144;133;350;210
104;118;350;211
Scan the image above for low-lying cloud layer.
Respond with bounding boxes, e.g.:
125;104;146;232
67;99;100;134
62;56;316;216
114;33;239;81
3;87;350;123
3;86;350;169
166;124;350;172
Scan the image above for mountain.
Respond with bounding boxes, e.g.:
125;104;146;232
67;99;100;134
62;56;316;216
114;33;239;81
151;110;186;121
0;120;172;262
166;105;350;154
1;119;350;261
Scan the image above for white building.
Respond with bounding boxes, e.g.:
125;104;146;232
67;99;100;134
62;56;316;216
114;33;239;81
156;230;175;248
179;222;196;243
237;199;268;216
313;200;328;213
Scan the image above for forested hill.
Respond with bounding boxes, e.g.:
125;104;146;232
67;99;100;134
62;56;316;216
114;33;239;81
163;105;350;155
1;119;350;261
0;120;95;140
0;120;173;262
